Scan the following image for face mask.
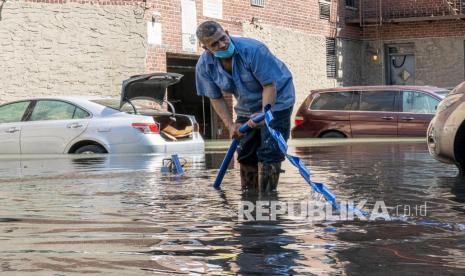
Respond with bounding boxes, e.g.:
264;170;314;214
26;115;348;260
213;41;235;59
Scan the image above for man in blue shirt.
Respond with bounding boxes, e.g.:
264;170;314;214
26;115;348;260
195;21;295;193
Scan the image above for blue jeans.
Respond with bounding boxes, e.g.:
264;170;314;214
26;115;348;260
236;107;292;164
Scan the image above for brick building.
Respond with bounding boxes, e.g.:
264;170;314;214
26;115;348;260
348;0;465;87
0;0;464;139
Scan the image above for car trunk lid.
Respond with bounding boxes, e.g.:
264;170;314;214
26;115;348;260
120;72;183;107
119;73;198;141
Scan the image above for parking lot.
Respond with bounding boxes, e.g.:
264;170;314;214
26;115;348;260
1;140;464;275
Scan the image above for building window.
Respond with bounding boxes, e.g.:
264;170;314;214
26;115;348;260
319;1;331;20
345;0;356;8
251;0;265;7
326;38;337;78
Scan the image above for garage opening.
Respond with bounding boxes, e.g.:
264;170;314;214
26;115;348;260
166;55;216;139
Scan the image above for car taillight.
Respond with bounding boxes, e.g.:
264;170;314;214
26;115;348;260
132;122;160;134
295;116;304;127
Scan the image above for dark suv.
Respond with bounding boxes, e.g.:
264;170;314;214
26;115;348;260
291;86;449;138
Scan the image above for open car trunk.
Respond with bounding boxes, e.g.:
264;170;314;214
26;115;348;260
120;73;198;141
138;110;196;141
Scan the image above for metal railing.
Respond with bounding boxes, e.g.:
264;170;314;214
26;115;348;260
347;0;464;26
358;0;382;27
443;0;463;15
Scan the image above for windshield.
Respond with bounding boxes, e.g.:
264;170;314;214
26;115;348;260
91;98;166;114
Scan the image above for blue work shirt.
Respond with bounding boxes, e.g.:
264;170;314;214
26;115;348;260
195;37;295;117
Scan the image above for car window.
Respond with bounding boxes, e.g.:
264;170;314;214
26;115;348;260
30;100;89;121
73;107;91;119
402;91;439;114
0;101;30;123
359;91;396;112
310;92;353;110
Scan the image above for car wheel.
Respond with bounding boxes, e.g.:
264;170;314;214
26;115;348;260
320;131;346;138
74;145;106;154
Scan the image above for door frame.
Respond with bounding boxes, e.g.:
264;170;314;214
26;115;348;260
166;54;223;139
385;43;415;85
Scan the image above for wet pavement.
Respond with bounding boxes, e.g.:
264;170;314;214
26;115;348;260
1;141;465;275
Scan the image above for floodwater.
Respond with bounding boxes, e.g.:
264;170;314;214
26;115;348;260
1;142;465;275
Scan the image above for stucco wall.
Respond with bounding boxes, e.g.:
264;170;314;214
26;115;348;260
359;37;465;87
0;1;147;103
242;23;339;119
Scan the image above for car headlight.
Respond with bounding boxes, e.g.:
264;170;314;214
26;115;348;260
437;94;462;113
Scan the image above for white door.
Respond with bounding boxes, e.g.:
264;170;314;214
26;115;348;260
0;101;31;154
21;100;90;154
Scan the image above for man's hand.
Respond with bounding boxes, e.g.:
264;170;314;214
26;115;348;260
246;83;276;129
228;122;246;140
247;113;265;129
210;97;243;140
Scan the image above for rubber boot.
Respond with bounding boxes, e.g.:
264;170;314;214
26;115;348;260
258;162;282;193
240;163;258;191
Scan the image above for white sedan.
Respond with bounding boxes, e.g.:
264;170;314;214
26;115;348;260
0;73;204;154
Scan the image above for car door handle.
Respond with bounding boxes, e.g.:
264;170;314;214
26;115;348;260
381;116;394;120
401;117;415;121
5;127;20;133
67;123;83;129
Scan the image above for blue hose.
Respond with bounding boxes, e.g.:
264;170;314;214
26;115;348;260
213;113;266;189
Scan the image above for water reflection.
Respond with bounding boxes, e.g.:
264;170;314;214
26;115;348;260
0;142;464;274
294;143;465;274
232;192;299;275
0;154;205;180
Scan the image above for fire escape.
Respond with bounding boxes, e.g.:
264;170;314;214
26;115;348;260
346;0;465;26
345;0;465;85
444;0;463;16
